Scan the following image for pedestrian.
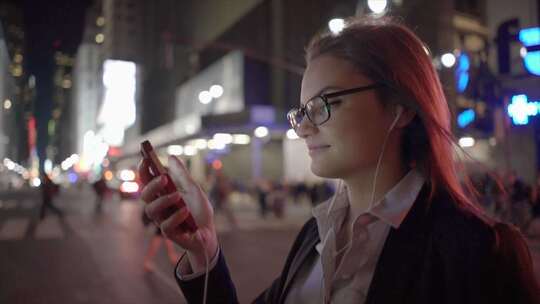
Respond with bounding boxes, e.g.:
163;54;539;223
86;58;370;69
481;171;500;217
491;169;511;221
255;178;271;218
527;173;540;236
92;173;109;213
307;182;321;207
268;181;287;219
209;170;237;230
141;211;179;272
507;171;532;230
39;173;63;220
139;16;539;303
291;182;308;204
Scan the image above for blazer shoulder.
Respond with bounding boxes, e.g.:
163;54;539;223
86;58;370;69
430;194;497;248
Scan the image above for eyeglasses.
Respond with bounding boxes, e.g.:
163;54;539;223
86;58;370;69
287;84;382;130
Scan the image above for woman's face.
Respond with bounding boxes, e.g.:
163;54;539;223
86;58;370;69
298;55;397;179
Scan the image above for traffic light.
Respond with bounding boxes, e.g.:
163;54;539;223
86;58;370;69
496;18;519;74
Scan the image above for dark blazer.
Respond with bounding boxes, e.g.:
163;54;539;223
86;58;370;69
176;186;540;303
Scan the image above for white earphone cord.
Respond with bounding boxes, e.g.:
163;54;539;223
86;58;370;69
369;110;402;210
322;109;402;303
195;230;209;304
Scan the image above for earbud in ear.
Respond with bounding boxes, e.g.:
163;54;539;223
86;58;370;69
395;105;404;118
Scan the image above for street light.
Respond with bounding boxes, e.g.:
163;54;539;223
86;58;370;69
184;145;197;156
213;133;233;144
209;85;224;98
95;33;105;44
367;0;388;14
208;139;226;150
328;18;345;35
31;177;41;188
167;145;184;156
193;139;208;150
286;129;299;140
441;53;456;68
254;126;269;138
3;99;12;110
198;90;212;104
232;134;250;145
96;16;105;27
458;137;475;148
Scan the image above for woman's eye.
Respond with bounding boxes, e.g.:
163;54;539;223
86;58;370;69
328;99;343;106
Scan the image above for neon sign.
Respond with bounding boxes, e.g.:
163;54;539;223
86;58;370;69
457;109;475;128
507;94;540;125
455;53;470;93
518;27;540;76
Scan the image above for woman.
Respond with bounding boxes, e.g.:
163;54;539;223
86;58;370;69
139;17;539;303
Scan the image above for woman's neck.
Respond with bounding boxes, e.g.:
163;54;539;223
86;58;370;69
343;156;407;220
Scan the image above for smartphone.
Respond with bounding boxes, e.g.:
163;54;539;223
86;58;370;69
140;140;198;233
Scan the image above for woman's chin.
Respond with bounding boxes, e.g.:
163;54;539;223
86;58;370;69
310;161;341;179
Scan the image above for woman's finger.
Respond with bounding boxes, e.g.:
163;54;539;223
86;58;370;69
160;207;191;238
144;192;182;222
140;175;167;203
138;159;154;186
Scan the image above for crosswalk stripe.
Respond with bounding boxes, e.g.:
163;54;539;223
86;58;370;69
0;200;18;210
34;217;64;239
21;200;36;209
0;218;30;240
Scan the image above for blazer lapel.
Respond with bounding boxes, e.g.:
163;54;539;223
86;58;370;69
279;222;320;303
365;186;432;304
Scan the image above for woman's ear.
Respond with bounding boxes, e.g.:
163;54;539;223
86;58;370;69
394;105;415;128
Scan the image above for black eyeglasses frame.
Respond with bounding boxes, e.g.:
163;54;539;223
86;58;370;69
288;83;383;128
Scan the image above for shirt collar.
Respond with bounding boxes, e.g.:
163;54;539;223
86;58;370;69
369;169;425;228
312;169;425;230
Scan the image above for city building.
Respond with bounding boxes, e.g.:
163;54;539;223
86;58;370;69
114;0;470;185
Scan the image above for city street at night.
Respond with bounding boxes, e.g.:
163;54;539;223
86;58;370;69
1;186;540;303
1;0;539;302
0;186;314;303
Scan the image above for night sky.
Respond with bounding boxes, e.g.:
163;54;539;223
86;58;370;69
21;0;90;172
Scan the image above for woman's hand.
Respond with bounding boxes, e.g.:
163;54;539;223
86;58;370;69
139;156;218;272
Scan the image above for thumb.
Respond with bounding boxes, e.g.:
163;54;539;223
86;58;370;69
168;156;194;192
168;156;214;223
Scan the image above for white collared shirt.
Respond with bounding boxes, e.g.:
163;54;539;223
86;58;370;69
285;169;425;304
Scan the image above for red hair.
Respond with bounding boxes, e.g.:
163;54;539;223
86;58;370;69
306;16;474;208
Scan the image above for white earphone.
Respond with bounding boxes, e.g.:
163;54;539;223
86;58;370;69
394;105;404;120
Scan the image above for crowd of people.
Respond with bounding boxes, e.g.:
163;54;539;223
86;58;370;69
207;172;336;221
471;170;540;236
38;167;540;237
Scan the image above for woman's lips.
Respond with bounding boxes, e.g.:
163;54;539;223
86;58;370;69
308;145;330;156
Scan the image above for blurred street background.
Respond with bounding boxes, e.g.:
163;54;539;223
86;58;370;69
0;186;316;303
0;0;539;303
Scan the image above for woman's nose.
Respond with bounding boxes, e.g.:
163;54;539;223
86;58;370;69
294;116;318;138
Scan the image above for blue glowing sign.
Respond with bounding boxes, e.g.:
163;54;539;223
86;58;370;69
507;94;540;125
455;53;470;93
68;172;78;184
518;27;540;76
519;27;540;46
457;109;475;128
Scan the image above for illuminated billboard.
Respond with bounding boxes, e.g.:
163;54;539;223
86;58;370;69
98;60;137;146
